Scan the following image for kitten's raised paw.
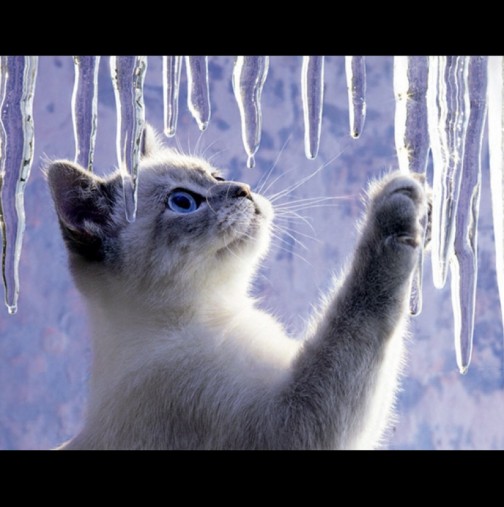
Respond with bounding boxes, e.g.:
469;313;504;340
368;172;427;251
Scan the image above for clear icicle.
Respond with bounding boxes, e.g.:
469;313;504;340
301;56;325;159
427;56;470;289
162;56;182;138
393;56;430;316
394;56;430;175
487;56;504;337
0;56;38;314
185;56;211;131
232;56;269;169
345;56;366;139
110;56;148;223
450;56;487;374
71;56;100;171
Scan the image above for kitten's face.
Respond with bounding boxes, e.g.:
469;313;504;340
120;151;273;285
47;133;273;300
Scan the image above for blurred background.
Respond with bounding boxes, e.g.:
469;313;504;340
0;55;503;450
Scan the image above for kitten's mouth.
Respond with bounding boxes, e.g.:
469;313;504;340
214;192;272;258
216;211;265;257
224;217;259;250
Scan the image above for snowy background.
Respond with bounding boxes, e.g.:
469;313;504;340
1;55;503;450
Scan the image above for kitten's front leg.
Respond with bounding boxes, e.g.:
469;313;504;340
273;172;427;450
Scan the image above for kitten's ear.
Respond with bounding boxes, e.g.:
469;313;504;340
140;124;163;159
47;161;121;261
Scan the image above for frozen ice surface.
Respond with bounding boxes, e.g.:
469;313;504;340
232;56;269;169
185;56;211;132
393;56;430;316
394;56;429;175
71;56;100;171
427;56;470;289
488;56;504;341
110;56;147;222
301;56;325;160
345;56;366;139
0;56;38;314
450;56;487;374
162;56;182;138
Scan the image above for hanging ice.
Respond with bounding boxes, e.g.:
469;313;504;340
110;56;148;223
185;56;211;131
301;56;325;159
163;56;182;138
488;56;504;341
0;53;501;376
393;56;430;316
449;56;487;374
427;56;470;289
71;56;100;171
394;56;430;175
0;56;38;314
345;56;366;139
232;56;269;169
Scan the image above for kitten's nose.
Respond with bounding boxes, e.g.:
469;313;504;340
232;183;253;201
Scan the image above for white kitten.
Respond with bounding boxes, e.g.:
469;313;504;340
47;126;427;449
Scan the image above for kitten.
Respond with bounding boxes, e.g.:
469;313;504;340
47;126;427;450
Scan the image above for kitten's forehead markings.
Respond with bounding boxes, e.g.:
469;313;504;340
168;165;215;187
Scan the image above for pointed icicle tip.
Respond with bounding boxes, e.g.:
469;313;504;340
164;126;176;138
409;304;422;317
459;364;469;375
247;155;255;169
351;129;361;139
7;304;17;315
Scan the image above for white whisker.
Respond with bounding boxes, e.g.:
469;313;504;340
199;138;219;159
261;165;300;199
269;232;313;267
276;203;345;213
274;210;315;232
271;224;309;252
273;222;322;245
267;144;350;204
256;134;292;195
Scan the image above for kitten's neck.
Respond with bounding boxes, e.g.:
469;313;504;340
84;276;252;387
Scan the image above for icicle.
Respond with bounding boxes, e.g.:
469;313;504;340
488;56;504;338
110;56;147;223
301;56;325;160
394;56;430;175
232;56;269;169
345;56;366;139
71;56;100;171
450;56;487;374
163;56;182;138
185;56;211;131
393;56;430;316
427;56;470;289
0;56;38;314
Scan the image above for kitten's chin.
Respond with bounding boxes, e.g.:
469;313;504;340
217;215;271;261
253;193;274;222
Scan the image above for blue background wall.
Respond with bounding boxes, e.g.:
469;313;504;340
1;56;503;450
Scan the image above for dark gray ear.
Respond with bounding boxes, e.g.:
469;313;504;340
140;124;163;158
47;161;121;261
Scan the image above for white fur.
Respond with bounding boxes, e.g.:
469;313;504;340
48;133;426;450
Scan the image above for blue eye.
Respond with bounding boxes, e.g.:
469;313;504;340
167;190;200;214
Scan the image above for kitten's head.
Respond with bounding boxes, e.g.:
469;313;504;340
47;126;273;308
